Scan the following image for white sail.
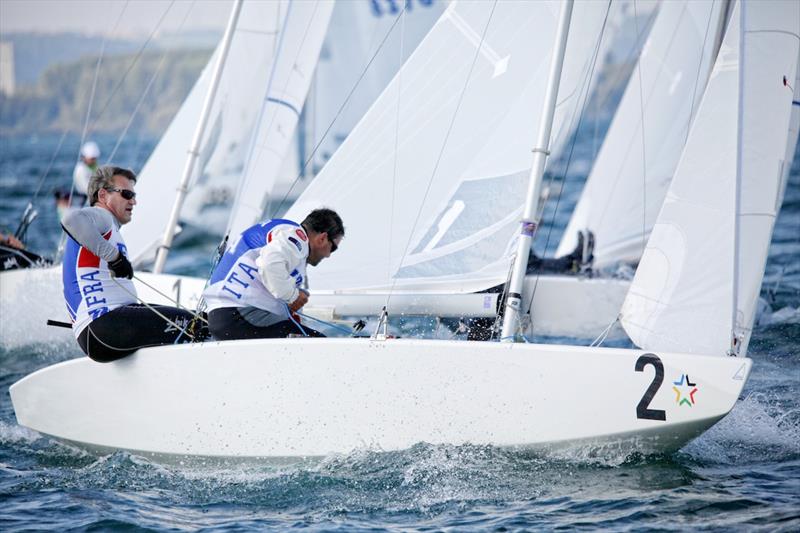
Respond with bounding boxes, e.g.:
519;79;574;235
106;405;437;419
557;0;729;267
124;1;293;265
287;0;609;293
304;0;447;179
225;1;334;238
621;0;800;355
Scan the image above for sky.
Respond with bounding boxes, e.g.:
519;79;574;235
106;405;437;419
0;0;232;38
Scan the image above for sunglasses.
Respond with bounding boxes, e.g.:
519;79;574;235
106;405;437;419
105;187;136;200
327;233;338;253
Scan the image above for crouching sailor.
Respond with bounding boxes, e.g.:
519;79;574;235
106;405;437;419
61;166;200;362
204;208;344;340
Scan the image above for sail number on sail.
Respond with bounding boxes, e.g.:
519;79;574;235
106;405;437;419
370;0;435;17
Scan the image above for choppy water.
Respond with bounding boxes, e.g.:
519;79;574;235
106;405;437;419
1;133;798;530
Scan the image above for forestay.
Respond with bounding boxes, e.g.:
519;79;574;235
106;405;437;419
124;1;294;266
557;0;729;268
287;0;609;294
621;0;800;356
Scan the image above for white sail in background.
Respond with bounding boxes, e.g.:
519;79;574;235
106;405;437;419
225;1;334;238
621;0;800;355
124;1;291;265
304;0;447;178
287;0;609;293
557;0;729;268
257;1;447;219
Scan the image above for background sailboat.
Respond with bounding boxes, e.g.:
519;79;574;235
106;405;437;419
521;0;733;339
621;0;800;358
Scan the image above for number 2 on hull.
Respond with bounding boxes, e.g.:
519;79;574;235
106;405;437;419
635;353;667;421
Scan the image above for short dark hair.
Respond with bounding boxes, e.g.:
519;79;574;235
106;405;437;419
302;208;344;240
88;166;137;206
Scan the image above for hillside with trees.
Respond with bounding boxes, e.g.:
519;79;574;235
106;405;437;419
0;48;211;136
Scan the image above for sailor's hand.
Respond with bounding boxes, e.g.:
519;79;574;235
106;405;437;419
288;290;308;312
108;252;133;279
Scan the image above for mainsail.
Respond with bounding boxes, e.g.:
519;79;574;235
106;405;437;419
287;0;610;293
557;0;730;268
621;0;800;355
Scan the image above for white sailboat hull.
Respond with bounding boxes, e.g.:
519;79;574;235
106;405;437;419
522;275;629;339
2;266;629;348
0;266;207;349
10;338;750;460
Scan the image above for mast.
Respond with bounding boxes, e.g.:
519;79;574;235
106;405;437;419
153;0;244;274
500;0;574;341
730;0;746;355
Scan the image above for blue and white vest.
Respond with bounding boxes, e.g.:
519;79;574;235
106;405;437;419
203;219;308;315
62;226;136;337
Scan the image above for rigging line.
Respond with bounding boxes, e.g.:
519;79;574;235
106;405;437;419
79;29;109;147
105;55;167;163
588;4;659;161
591;2;695;232
385;1;500;311
268;3;413;218
28;132;69;203
131;274;208;324
24;2;132;208
106;1;200;163
84;0;177;138
684;0;718;149
295;311;354;335
590;315;619;347
54;2;175;261
283;302;309;337
593;5;658;119
109;277;196;340
524;1;613;322
385;6;407;312
80;1;129;147
68;42;106;210
633;0;648;262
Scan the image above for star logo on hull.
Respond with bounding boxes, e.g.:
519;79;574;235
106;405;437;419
672;374;698;407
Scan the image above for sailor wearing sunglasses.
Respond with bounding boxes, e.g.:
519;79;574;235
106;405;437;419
203;208;344;340
60;165;200;362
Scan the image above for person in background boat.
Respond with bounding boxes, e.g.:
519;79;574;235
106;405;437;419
203;208;344;340
54;141;100;219
73;141;100;200
0;232;49;271
61;165;203;362
526;230;594;275
466;230;595;341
